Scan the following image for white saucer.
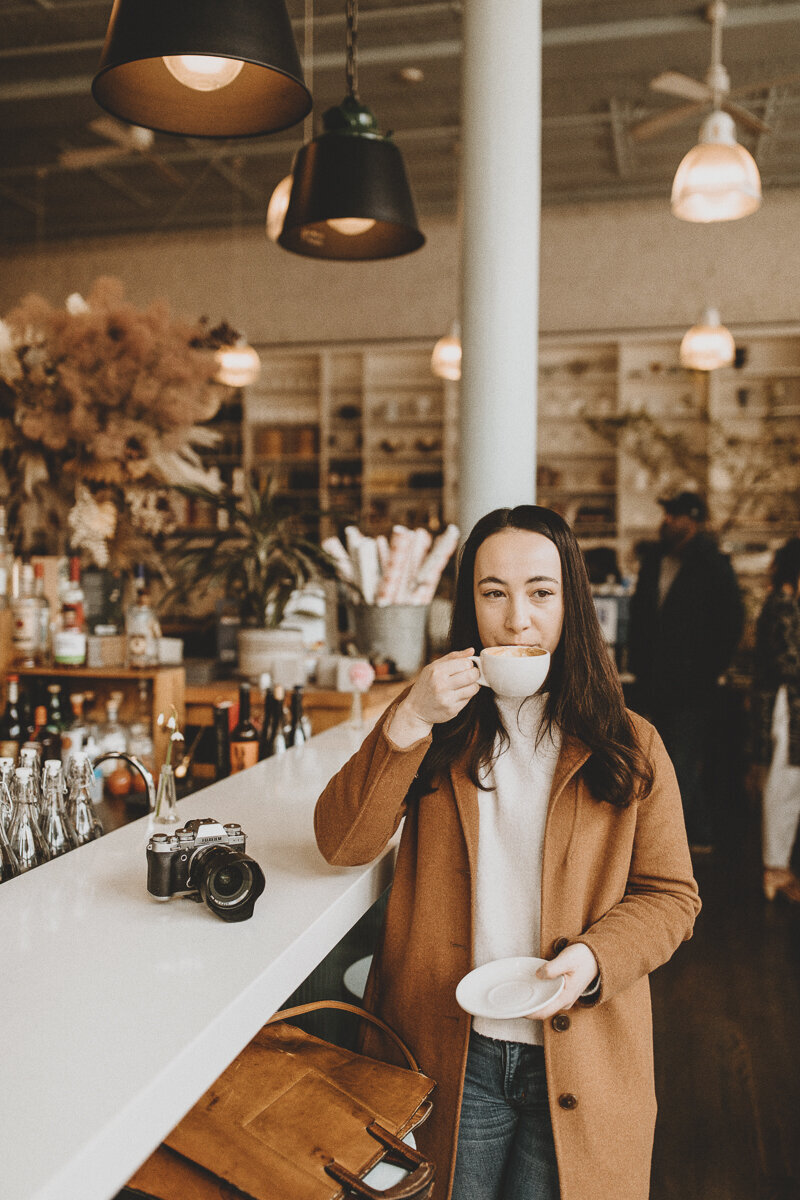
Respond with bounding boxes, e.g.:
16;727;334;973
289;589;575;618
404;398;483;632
455;957;566;1020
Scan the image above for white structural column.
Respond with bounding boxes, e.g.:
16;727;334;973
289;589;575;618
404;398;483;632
458;0;542;536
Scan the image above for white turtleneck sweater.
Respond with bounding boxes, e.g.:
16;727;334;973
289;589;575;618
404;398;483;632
472;692;562;1046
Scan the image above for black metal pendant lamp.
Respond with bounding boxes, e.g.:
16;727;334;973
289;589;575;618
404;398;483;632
92;0;311;138
277;0;424;261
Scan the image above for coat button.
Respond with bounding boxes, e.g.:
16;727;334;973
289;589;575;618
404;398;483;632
552;1015;571;1032
558;1093;578;1110
552;937;570;955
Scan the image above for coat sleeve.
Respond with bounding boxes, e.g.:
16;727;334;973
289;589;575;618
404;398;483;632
574;723;701;1005
314;695;433;866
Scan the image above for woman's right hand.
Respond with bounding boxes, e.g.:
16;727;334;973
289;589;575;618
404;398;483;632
386;648;481;747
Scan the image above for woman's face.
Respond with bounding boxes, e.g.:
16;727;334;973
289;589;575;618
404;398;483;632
473;528;564;653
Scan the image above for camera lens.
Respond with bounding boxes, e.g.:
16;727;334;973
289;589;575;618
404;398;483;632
192;845;266;922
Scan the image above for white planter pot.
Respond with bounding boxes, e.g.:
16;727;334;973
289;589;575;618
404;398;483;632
237;628;306;687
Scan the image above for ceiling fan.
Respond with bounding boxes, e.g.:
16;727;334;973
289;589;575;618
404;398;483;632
630;0;797;143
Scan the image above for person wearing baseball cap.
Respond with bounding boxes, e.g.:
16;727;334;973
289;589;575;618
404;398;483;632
628;489;744;853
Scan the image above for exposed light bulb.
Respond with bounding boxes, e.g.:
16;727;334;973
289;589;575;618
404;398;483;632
431;324;462;381
679;308;735;371
163;55;244;92
266;175;293;242
214;341;261;388
327;217;377;236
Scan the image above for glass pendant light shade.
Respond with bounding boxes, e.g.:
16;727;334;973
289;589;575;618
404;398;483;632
680;308;736;370
671;111;761;223
266;174;294;242
278;98;425;261
431;322;462;381
215;341;262;387
92;0;311;138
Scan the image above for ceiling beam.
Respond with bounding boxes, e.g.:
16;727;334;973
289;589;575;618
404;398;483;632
5;5;800;102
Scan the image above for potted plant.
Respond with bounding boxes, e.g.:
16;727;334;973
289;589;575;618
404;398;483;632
164;474;343;676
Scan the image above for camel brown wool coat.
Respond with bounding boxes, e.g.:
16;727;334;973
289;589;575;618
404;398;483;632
314;698;701;1200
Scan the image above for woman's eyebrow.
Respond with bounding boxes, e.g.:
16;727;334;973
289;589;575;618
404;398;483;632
477;574;560;586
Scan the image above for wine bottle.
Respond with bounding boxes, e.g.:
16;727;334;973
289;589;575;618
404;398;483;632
258;680;275;761
286;685;307;748
230;683;259;774
213;701;233;780
0;674;22;760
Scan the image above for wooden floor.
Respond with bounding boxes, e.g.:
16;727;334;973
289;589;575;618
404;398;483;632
650;771;800;1199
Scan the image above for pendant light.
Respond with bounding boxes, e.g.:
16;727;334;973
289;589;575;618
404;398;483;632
277;0;424;261
671;111;761;223
680;308;736;370
431;321;462;381
92;0;311;139
215;340;262;388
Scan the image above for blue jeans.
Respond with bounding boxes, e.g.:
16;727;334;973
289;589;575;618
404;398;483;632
451;1029;560;1200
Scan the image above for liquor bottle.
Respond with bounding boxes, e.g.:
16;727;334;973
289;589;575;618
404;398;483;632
213;700;233;780
53;557;87;666
267;685;288;757
229;682;259;774
44;683;66;760
61;692;88;770
257;677;275;761
66;753;104;846
286;685;310;748
126;567;160;667
0;674;23;759
7;766;50;872
33;560;51;663
97;691;128;789
39;759;76;859
28;703;59;763
12;562;41;667
0;504;14;611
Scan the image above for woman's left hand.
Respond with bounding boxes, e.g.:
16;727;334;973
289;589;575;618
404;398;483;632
524;943;599;1021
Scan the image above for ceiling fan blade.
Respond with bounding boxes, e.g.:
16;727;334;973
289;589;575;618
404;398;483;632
722;100;771;136
629;101;707;142
650;71;714;103
730;72;800;99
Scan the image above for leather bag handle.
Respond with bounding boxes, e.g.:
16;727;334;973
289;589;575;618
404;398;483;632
325;1120;435;1200
266;999;421;1072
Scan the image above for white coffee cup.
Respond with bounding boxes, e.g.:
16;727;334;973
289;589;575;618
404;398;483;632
470;645;551;697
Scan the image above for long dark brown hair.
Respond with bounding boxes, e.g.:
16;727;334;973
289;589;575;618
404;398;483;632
418;505;653;808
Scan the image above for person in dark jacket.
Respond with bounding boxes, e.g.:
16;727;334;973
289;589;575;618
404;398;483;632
628;491;744;850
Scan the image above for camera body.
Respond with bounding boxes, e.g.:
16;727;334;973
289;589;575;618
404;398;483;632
147;818;247;900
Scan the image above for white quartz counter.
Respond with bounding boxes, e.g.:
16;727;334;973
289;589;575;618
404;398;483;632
1;719;396;1200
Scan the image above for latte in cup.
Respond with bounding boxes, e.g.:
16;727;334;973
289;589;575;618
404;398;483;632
470;645;551;697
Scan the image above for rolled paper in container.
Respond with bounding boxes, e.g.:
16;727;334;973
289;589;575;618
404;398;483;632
376;534;391;574
322;536;355;583
411;524;461;604
395;527;432;604
375;525;414;605
355;536;381;605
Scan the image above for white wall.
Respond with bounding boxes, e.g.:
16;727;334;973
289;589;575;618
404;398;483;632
3;188;800;339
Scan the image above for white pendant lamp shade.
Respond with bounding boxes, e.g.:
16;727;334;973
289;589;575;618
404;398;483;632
431;323;461;381
266;174;294;242
671;111;761;223
680;308;735;371
215;341;262;387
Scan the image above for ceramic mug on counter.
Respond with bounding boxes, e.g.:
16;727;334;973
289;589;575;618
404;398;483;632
470;645;551;697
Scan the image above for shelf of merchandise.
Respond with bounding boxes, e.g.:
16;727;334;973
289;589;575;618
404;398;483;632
244;340;453;539
14;664;185;771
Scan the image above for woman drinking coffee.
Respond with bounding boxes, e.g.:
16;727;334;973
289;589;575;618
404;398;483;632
314;505;700;1200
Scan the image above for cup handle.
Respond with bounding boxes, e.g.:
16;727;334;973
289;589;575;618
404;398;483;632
469;655;487;686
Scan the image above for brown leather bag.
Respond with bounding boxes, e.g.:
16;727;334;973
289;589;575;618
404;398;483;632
123;1001;436;1200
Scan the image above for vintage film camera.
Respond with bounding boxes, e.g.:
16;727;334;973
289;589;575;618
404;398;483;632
146;818;265;922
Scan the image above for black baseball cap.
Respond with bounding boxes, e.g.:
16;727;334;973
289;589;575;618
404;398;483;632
658;491;708;521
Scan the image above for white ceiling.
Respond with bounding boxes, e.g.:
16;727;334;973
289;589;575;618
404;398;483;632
2;0;800;244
